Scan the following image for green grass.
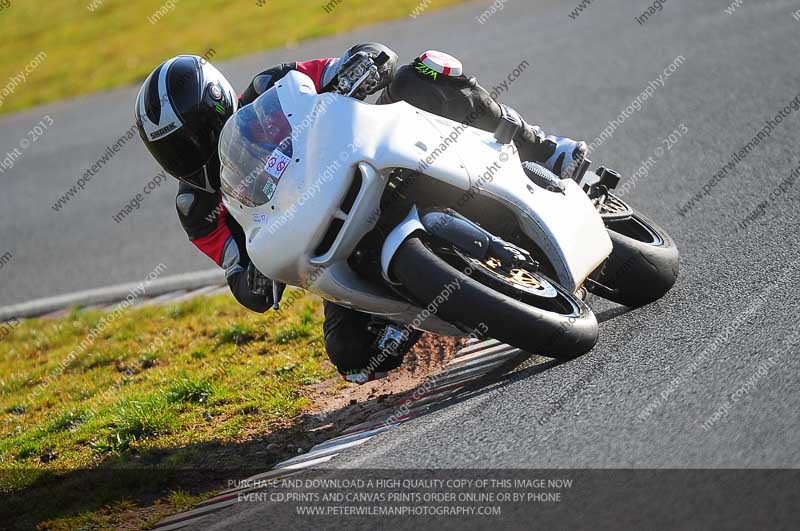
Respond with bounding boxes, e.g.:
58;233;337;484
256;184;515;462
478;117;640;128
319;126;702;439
165;374;216;404
0;291;333;530
0;0;469;115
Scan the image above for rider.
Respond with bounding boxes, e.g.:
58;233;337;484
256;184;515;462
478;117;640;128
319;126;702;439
134;43;588;384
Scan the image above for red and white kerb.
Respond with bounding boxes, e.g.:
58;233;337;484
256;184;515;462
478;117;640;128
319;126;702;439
419;50;463;77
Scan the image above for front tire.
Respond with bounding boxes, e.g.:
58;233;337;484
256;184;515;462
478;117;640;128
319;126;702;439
391;237;598;359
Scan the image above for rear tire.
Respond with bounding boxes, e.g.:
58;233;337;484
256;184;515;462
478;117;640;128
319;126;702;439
391;237;598;359
589;198;679;307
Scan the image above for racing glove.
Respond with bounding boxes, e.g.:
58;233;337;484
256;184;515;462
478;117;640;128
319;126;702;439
226;261;274;314
323;43;398;99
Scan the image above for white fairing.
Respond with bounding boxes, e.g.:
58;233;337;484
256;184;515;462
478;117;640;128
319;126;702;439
220;71;611;334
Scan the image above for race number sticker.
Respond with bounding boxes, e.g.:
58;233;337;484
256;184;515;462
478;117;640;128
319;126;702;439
265;150;291;179
262;178;278;201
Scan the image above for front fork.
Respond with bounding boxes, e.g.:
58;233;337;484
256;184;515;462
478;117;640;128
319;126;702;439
380;205;538;284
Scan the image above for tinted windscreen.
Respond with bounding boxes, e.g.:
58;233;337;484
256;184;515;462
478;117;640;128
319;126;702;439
219;88;293;207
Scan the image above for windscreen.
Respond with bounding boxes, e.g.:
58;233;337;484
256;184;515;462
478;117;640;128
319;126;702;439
219;88;293;207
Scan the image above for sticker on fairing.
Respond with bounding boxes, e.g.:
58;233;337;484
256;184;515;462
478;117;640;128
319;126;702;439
262;150;291;202
265;150;291;179
262;178;278;201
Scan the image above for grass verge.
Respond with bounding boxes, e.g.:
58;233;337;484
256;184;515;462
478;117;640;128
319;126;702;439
0;0;469;115
0;291;336;530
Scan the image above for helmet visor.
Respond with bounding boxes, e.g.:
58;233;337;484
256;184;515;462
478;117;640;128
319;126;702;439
144;123;217;181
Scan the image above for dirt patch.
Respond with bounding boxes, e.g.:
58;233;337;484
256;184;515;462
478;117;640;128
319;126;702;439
303;334;463;434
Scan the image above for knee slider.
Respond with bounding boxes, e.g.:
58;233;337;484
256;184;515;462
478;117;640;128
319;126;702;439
176;192;196;217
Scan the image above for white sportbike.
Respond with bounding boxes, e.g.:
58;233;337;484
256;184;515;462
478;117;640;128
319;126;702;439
219;54;679;358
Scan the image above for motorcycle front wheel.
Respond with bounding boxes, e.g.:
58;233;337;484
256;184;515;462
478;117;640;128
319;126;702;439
390;237;598;359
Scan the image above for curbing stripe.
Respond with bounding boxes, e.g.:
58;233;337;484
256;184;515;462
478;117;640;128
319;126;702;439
272;436;375;469
439;356;514;379
423;366;499;391
308;425;395;454
455;339;500;357
154;457;336;528
0;269;224;321
430;357;515;386
397;387;462;411
214;470;306;498
446;343;519;368
444;354;520;375
152;499;239;529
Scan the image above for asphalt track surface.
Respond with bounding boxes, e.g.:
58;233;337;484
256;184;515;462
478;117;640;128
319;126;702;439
2;0;799;527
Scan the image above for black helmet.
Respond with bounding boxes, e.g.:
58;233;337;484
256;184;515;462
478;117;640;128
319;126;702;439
135;55;237;192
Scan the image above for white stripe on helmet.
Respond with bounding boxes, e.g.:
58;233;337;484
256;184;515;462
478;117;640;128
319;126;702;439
137;56;183;142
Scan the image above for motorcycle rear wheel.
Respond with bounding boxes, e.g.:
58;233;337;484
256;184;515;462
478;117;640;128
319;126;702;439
589;194;679;307
391;237;598;359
